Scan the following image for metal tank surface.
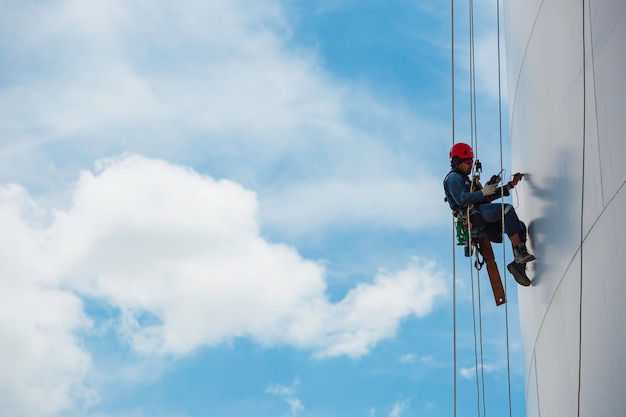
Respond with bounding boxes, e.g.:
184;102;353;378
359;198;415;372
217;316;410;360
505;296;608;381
503;0;626;416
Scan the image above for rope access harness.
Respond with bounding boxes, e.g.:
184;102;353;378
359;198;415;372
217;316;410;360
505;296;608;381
450;0;514;416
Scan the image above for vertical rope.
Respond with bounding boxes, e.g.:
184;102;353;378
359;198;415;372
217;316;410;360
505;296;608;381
468;0;479;157
495;0;514;415
466;0;481;414
476;270;487;417
577;0;587;415
451;1;457;416
468;1;486;415
451;225;458;417
470;267;482;417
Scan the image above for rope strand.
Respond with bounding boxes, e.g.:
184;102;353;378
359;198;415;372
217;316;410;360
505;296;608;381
450;0;517;415
577;1;587;415
451;0;457;416
468;1;486;414
477;269;487;417
470;266;482;417
495;0;514;414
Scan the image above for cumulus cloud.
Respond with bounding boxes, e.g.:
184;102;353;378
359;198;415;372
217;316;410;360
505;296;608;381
0;284;93;417
303;258;447;358
0;155;446;414
0;155;446;397
0;186;93;417
49;154;324;355
0;0;453;414
46;155;446;357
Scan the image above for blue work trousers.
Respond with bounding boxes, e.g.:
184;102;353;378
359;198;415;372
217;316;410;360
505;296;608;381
478;203;524;238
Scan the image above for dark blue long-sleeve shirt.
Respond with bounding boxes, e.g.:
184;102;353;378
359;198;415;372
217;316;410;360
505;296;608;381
443;168;509;212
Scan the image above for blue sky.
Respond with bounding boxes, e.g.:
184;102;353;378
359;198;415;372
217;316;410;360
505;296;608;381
0;1;526;416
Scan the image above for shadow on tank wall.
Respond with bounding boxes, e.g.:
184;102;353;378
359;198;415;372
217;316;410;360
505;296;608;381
522;148;581;288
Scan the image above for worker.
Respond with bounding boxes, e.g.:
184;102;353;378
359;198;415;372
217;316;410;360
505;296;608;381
443;142;535;286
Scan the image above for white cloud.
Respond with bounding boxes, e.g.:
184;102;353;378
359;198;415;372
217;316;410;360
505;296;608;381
44;155;446;358
473;32;508;101
0;0;448;235
260;174;447;234
0;284;94;417
420;355;434;363
265;377;299;397
265;378;303;416
0;155;447;414
49;154;325;356
0;0;337;157
0;185;93;417
306;259;447;358
0;154;447;413
398;353;416;364
0;0;454;413
453;0;508;102
2;0;293;138
459;363;500;379
390;399;409;417
287;398;305;415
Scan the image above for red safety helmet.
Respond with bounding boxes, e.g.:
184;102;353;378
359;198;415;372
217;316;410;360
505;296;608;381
449;142;474;159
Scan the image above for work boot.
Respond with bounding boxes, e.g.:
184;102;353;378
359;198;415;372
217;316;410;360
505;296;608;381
507;262;531;286
514;244;536;264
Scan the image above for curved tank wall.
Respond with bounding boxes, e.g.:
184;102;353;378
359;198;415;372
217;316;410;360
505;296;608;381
503;0;626;416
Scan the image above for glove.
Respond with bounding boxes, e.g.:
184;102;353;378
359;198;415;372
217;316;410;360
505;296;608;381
481;183;497;197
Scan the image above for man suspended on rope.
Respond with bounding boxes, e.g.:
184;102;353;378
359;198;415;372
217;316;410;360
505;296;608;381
444;142;535;286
